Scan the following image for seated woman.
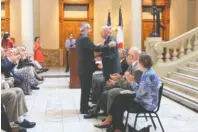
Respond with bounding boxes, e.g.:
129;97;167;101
17;46;44;81
97;52;160;132
20;45;48;73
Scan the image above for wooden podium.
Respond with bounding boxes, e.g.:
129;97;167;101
69;48;81;88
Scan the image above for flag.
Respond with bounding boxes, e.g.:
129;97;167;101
107;11;111;26
117;7;124;49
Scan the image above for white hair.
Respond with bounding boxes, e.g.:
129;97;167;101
80;22;91;32
102;26;111;32
129;47;141;59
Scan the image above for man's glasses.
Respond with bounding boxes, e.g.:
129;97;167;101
126;53;134;57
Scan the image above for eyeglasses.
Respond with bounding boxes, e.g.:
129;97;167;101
126;53;134;57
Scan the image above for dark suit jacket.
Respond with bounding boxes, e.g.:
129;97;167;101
75;34;111;76
1;57;24;86
120;58;129;75
1;57;15;78
101;35;121;79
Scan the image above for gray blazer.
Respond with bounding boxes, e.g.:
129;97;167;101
114;62;142;90
106;62;143;112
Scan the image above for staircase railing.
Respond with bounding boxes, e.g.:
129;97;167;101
155;27;198;63
147;27;198;77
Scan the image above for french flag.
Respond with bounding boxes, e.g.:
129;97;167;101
117;7;124;49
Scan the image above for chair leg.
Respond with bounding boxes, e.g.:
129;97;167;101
144;113;148;121
149;113;156;130
156;113;165;132
124;111;129;132
134;113;139;130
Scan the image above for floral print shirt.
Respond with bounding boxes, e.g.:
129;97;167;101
131;68;160;111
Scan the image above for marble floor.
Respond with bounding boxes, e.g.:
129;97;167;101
25;68;198;132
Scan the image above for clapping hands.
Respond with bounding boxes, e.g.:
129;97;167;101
110;73;121;81
124;72;134;83
106;79;116;87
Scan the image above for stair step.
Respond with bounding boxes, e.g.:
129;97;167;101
161;78;198;99
172;72;198;81
163;86;198;111
177;67;198;77
188;62;198;69
168;72;198;87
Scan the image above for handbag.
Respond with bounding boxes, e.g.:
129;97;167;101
128;125;151;132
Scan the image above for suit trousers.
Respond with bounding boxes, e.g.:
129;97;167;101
1;88;28;122
1;105;12;132
93;91;108;114
109;94;143;131
66;51;69;71
79;73;93;112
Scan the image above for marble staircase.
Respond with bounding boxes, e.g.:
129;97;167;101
162;58;198;111
145;27;198;111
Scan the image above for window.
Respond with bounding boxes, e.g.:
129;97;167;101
1;3;5;18
64;5;88;19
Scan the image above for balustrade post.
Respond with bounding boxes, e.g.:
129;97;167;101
179;43;185;58
186;38;192;54
155;46;164;63
172;48;178;61
194;33;198;50
165;48;170;62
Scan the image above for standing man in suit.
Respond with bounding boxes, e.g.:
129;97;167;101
100;26;121;81
65;33;76;72
75;22;116;114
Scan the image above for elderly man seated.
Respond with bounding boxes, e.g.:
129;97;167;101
1;75;36;132
84;47;142;119
1;48;42;95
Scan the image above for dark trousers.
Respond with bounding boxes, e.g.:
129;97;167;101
79;73;93;112
110;94;143;131
1;105;12;132
66;51;69;71
93;91;108;114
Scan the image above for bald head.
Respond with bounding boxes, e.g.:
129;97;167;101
126;47;141;64
129;47;141;60
101;26;111;39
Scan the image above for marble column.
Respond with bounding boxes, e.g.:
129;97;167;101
21;0;34;54
131;0;142;50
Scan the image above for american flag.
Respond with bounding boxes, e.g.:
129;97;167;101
107;11;111;26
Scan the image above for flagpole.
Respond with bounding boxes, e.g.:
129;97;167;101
120;0;122;8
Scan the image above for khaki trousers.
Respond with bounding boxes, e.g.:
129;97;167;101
1;88;28;122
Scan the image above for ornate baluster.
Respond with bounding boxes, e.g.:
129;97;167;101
172;48;178;61
194;33;198;50
165;48;170;62
179;43;185;58
186;38;192;54
155;45;164;63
